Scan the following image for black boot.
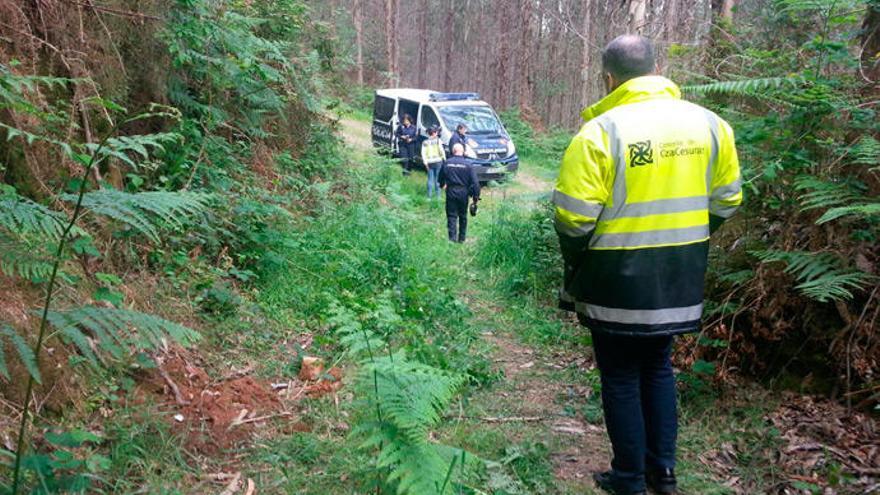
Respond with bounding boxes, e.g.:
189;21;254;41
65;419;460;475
646;468;677;494
592;471;647;495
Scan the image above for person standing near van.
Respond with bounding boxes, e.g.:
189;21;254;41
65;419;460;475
554;35;742;495
448;123;470;156
396;114;418;174
439;143;480;242
421;125;446;199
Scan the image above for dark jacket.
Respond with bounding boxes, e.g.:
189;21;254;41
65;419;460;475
439;156;480;200
395;124;417;146
448;132;469;153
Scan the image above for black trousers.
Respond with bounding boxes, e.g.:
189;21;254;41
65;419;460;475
591;331;677;493
399;141;416;172
445;192;469;242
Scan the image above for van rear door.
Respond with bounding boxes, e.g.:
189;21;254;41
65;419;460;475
372;94;396;151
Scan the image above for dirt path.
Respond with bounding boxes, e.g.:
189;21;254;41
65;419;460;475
464;288;609;493
339;115;609;492
338;117;373;151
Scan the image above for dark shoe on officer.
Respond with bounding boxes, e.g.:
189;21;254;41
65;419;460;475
592;471;647;495
646;468;677;494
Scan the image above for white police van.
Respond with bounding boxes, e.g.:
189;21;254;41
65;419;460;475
371;89;519;182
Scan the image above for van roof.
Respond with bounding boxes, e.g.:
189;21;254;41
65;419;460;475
375;88;489;107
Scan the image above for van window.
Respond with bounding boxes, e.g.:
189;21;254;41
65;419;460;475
421;107;440;130
373;96;395;122
438;105;502;134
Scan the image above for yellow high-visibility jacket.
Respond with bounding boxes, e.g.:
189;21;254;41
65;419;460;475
555;75;742;335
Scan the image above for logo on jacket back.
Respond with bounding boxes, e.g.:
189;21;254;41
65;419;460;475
628;140;654;167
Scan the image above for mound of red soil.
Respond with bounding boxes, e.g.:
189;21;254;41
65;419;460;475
136;350;284;454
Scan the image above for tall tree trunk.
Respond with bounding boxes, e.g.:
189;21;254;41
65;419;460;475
494;0;513;107
629;0;648;33
353;0;364;85
417;0;428;87
443;0;455;90
384;0;399;85
517;0;534;111
580;0;593;109
861;2;880;84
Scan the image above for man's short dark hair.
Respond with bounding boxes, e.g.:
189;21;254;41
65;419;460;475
602;35;655;82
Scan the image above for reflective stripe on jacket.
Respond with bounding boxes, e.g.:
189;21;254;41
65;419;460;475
555;75;742;336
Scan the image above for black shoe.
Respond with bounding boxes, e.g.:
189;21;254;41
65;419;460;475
646;468;677;494
592;471;647;495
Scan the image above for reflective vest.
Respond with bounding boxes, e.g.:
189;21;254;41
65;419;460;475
554;75;742;335
421;137;446;165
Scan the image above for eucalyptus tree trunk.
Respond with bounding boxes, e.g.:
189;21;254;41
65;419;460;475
517;0;535;111
353;0;364;85
629;0;648;33
417;0;428;87
384;0;399;84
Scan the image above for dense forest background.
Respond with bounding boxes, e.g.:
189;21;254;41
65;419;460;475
0;0;878;493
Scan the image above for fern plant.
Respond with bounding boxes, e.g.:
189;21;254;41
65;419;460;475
682;76;806;98
752;250;874;302
45;307;199;366
794;175;865;211
326;301;476;494
850;135;880;168
69;189;212;242
355;357;472;494
1;105;203;494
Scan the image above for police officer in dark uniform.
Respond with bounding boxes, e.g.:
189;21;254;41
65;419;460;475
439;143;480;243
395;114;418;174
448;123;469;155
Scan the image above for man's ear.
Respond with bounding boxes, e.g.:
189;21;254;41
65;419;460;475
604;72;615;93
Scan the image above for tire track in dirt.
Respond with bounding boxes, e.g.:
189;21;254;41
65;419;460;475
472;296;611;493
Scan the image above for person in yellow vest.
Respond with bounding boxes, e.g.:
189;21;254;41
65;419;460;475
421;125;447;199
554;35;742;495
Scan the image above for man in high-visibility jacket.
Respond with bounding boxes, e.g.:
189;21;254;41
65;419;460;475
554;35;742;495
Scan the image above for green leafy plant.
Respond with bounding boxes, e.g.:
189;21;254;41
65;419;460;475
752;250;873;302
0;100;201;494
327;301;476;494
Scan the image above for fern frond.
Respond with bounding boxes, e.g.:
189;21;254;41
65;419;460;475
359;357;466;442
794;176;864;211
66;189;212;243
0;233;54;280
752;250;874;302
45;306;200;366
0;194;69;241
850;136;880;167
682;76;805;97
815;202;880;224
0;324;41;383
85;132;182;169
328;300;388;359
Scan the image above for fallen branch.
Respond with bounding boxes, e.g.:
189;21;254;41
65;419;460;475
157;365;190;406
233;411;294;427
445;415;549;423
